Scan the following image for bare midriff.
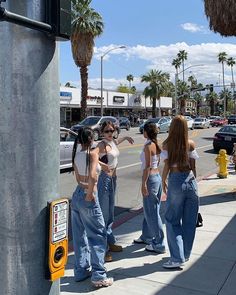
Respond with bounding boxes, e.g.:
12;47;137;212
170;167;191;173
149;168;159;174
101;167;117;177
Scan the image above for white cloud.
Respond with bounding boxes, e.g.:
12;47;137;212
180;22;208;34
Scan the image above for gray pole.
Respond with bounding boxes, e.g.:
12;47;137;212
100;55;103;116
0;1;59;295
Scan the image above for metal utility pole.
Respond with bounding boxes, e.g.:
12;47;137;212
0;1;59;294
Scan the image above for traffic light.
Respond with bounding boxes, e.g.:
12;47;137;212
209;84;214;92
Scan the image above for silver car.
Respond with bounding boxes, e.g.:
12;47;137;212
60;127;77;170
193;118;210;129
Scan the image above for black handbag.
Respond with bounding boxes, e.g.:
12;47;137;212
196;213;203;227
99;141;108;164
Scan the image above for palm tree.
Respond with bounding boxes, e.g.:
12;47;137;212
71;0;104;119
206;91;218;115
141;69;170;118
188;75;198;89
126;74;134;91
176;80;190;114
227;57;235;86
218;52;228;113
172;58;181;76
177;50;188;81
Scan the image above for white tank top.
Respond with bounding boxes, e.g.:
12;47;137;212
99;139;120;169
140;139;160;170
74;147;101;176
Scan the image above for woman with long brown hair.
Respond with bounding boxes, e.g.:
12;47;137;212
161;115;199;269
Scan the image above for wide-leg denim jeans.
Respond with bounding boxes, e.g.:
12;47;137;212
142;173;165;250
165;171;199;263
71;185;107;282
97;171;117;245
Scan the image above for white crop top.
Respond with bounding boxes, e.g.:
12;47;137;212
99;140;120;169
74;147;101;176
160;149;199;167
140;139;160;170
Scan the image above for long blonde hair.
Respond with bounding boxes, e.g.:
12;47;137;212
163;115;189;171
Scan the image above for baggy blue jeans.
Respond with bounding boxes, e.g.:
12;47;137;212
165;171;199;263
97;171;117;245
71;185;107;282
142;173;165;250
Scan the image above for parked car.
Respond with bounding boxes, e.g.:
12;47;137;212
60;127;77;170
193;117;210;129
71;116;120;141
184;116;194;130
118;117;131;130
213;125;236;153
208;116;218;124
139;117;170;134
228;115;236;125
211;117;228;127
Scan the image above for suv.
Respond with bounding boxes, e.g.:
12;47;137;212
71;116;120;141
228;115;236;125
60;127;77;170
118;117;131;130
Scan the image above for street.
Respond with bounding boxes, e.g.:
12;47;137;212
60;126;220;214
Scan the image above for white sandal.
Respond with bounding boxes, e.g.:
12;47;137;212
92;277;113;288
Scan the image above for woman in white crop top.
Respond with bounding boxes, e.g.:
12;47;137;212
97;120;134;262
133;122;166;254
161;115;199;270
71;127;113;287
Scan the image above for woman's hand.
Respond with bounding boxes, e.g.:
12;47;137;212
126;136;134;144
102;164;111;173
142;184;149;197
162;181;168;195
85;192;95;202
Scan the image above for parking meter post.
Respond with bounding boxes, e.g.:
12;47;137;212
0;1;60;294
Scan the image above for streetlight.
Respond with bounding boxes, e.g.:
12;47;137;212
174;64;205;114
100;45;126;116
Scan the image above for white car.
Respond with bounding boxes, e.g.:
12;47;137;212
193;118;210;129
60;127;77;170
184;116;194;130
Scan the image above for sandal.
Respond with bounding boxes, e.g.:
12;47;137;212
92;277;114;288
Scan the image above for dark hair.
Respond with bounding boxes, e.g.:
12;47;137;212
72;127;94;173
101;121;115;133
143;122;161;154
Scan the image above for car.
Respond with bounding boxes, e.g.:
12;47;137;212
118;117;131;130
211;117;228;127
228;115;236;125
213;125;236;153
208;116;218;124
193;117;210;129
60;127;77;170
139;117;170;134
71;116;120;141
184;116;194;130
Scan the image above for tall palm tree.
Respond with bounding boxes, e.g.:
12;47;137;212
218;52;228;113
177;50;188;81
172;58;181;76
126;74;134;91
188;75;198;89
176;80;190;114
71;0;104;119
206;91;218;115
227;57;235;86
141;69;170;118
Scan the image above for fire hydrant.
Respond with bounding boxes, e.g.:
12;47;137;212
215;149;228;178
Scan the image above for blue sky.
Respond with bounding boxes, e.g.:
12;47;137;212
60;0;236;90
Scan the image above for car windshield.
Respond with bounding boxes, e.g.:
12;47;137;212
219;126;236;133
80;117;100;125
194;118;204;122
147;117;161;123
229;115;236;119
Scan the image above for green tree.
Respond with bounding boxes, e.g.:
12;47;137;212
177;80;190;114
218;52;228;113
172;58;181;76
177;50;188;81
205;91;218;115
141;69;170;117
71;0;104;119
117;84;135;94
126;74;134;91
188;75;198;89
227;57;235;87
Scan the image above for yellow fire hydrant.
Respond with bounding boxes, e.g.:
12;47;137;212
215;149;228;178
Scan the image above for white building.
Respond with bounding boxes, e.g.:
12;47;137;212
60;87;173;126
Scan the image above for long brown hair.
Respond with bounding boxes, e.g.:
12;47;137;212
144;122;161;154
163;115;189;171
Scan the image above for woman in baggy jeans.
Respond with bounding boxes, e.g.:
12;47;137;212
97;121;134;262
161;115;199;269
134;122;165;253
71;127;113;288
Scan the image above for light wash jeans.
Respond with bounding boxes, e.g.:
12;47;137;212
142;173;165;250
71;185;107;282
165;171;199;263
97;171;117;245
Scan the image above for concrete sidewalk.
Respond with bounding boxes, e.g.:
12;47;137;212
60;166;236;295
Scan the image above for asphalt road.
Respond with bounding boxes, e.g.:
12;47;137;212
60;126;220;215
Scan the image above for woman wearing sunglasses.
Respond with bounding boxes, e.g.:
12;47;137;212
97;121;134;262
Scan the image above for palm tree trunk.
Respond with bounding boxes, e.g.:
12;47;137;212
182;60;185;81
181;98;185;115
152;97;157;118
210;99;214;115
80;66;88;120
222;62;227;114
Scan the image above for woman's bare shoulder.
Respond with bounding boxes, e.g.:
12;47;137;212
188;139;196;151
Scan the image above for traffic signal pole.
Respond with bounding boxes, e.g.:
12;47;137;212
0;1;60;294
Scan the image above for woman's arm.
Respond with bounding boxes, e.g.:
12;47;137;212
86;150;99;201
189;140;197;177
142;145;151;197
96;142;111;173
162;160;169;194
115;136;134;145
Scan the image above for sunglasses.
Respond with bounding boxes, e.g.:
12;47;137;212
104;129;114;134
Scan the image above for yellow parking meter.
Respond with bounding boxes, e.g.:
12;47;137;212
46;198;69;281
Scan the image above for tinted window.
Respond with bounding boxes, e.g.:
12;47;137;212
80;117;100;125
194;118;203;122
220;126;236;133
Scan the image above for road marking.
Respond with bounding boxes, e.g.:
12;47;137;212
117;162;141;170
196;144;212;150
119;143;143;150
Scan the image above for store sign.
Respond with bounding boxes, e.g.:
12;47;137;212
87;96;104;103
113;96;125;103
60;91;72;100
52;201;68;243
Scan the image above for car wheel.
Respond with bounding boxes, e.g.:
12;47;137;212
93;130;99;141
126;125;130;131
191;126;194;130
113;129;119;139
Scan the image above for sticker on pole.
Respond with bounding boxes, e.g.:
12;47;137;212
52;200;68;243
